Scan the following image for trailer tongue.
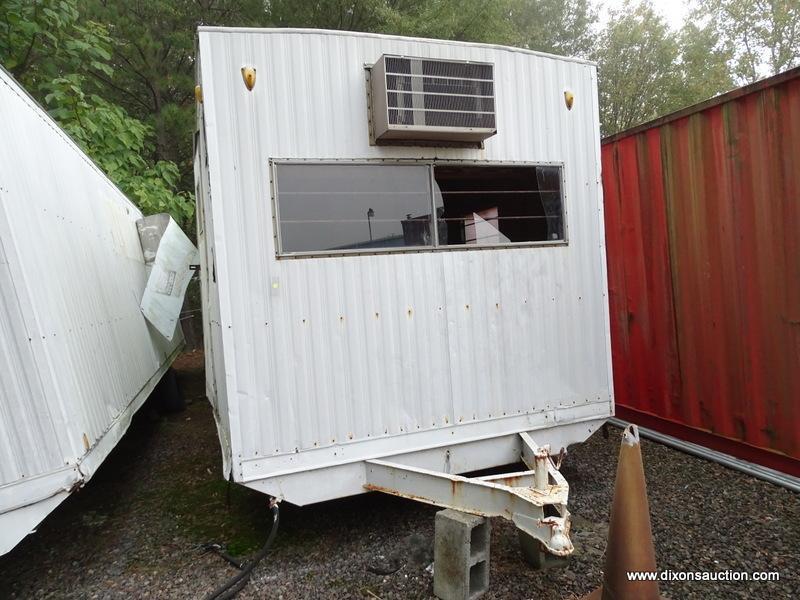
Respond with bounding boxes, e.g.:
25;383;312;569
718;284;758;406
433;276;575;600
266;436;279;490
364;432;573;557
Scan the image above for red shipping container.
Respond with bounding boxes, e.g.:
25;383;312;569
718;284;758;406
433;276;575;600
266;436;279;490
602;67;800;477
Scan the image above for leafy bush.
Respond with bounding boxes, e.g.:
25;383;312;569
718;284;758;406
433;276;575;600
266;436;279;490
0;0;193;229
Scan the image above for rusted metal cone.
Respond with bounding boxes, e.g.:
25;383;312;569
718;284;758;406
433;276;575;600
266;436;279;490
583;424;663;600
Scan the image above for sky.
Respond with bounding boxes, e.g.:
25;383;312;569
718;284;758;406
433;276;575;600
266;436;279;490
596;0;692;31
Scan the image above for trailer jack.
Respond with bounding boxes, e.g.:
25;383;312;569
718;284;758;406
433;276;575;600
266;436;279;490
364;431;573;558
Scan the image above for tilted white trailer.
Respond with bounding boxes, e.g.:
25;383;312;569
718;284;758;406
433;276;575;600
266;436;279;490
0;68;193;554
195;27;612;561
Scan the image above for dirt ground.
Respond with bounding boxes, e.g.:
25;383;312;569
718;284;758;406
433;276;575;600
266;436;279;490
0;351;797;599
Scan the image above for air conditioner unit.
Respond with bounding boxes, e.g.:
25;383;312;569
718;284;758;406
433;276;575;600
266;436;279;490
369;55;497;144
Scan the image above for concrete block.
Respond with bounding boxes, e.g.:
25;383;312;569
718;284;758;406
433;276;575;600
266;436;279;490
433;509;490;600
517;529;570;570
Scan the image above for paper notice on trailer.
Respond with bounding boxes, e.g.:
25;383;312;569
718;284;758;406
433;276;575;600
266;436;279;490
137;214;199;340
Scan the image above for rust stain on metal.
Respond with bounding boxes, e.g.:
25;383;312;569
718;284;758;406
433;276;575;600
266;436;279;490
602;69;800;476
555;447;566;469
68;477;84;494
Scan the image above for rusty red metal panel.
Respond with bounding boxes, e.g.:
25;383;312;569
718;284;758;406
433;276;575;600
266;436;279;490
602;68;800;476
603;132;681;424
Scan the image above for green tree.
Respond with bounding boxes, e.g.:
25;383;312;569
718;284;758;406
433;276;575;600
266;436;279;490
383;0;517;44
43;76;194;222
81;0;269;192
673;21;734;108
508;0;597;57
696;0;800;82
594;0;735;135
266;0;401;31
0;0;111;87
260;0;518;47
0;0;193;227
594;1;682;135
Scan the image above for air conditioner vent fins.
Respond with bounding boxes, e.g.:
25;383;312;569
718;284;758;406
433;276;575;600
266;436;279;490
369;55;497;145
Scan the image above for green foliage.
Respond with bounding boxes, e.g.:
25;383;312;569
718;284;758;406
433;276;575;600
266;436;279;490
0;1;114;94
267;0;404;31
674;21;734;109
81;0;268;193
384;0;519;44
266;0;518;44
1;0;81;76
594;0;735;135
695;0;800;83
0;0;192;229
594;2;681;135
42;76;194;223
508;0;598;57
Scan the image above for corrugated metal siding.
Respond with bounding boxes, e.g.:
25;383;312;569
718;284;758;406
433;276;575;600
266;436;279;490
194;88;233;475
0;68;181;525
0;238;63;483
198;29;612;485
602;68;800;475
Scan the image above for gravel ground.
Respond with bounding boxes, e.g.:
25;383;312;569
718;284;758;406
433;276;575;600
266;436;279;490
1;351;797;599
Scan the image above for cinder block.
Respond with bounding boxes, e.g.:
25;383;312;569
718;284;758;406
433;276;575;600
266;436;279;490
517;529;570;570
433;509;490;600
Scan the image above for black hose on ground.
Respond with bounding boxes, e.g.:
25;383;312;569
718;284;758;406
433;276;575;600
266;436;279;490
201;543;246;570
203;499;280;600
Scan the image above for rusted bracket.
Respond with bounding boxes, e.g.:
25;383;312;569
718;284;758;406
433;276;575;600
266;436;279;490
363;432;573;557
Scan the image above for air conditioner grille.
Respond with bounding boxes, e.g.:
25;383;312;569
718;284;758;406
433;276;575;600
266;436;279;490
387;92;495;113
385;56;412;74
420;60;493;80
371;55;497;143
386;74;495;97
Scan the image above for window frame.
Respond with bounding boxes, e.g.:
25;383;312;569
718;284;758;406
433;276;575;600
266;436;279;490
270;158;569;259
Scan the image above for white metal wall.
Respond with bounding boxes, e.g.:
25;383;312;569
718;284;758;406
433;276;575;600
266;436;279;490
195;91;233;476
0;68;182;553
197;28;612;497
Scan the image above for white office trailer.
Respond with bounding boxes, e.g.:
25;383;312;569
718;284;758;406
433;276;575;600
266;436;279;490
195;27;612;563
0;68;191;554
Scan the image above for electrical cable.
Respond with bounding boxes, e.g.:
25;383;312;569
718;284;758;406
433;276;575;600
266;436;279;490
203;499;280;600
200;543;246;570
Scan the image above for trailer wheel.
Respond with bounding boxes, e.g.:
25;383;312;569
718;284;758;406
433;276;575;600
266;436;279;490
154;368;185;413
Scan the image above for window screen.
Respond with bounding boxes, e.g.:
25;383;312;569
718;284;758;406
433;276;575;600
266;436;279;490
276;163;433;253
274;162;564;254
